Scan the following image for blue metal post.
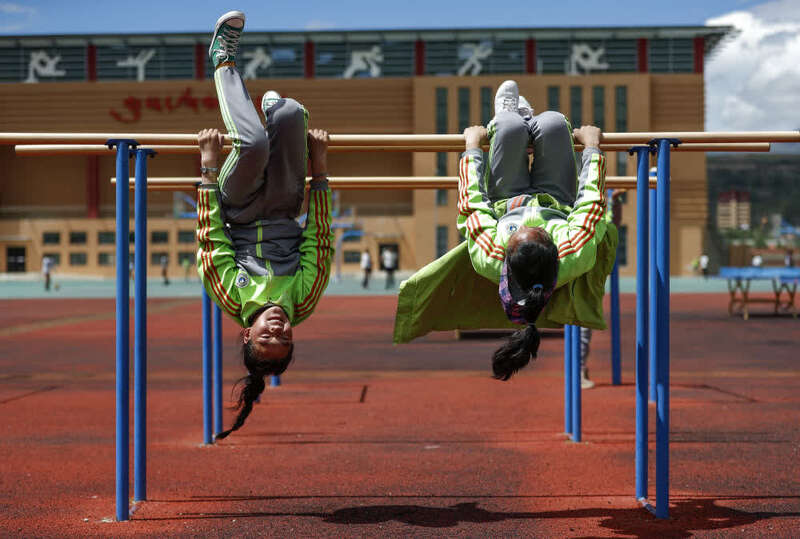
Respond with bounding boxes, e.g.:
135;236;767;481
571;325;582;442
610;257;621;385
213;304;223;436
649;170;658;403
634;146;651;502
201;288;212;444
655;139;672;519
133;148;154;502
270;375;281;387
564;325;573;436
109;138;136;522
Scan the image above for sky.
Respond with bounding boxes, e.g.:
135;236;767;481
1;0;799;143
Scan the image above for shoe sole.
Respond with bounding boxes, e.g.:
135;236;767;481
209;10;245;59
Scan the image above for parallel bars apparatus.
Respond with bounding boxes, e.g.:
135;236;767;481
4;130;798;523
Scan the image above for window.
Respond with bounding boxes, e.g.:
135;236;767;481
98;252;114;266
436;189;448;206
151;231;169;244
480;86;492;125
436;153;448;177
177;252;196;265
151;252;168;266
436;87;448;177
42;252;60;265
98;231;115;244
69;231;87;245
178;230;195;243
436;225;449;258
343;250;361;264
458;87;470;132
615;86;627;132
547;86;560;111
592;86;605;130
69;252;87;266
617;152;628;176
617;225;628;266
569;86;582;126
42;232;60;245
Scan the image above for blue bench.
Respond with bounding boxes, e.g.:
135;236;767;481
717;266;800;320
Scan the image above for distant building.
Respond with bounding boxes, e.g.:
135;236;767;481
716;190;751;230
0;24;732;276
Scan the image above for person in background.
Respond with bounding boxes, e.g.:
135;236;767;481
785;249;794;268
382;247;397;289
360;248;372;289
42;255;53;291
699;253;709;279
160;254;170;286
182;256;192;282
751;253;763;268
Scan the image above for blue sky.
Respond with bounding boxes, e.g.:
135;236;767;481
0;0;770;34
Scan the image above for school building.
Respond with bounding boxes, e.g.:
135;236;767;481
0;24;732;277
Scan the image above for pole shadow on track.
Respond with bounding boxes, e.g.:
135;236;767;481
137;495;800;537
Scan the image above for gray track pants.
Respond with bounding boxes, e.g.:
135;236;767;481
213;66;308;276
487;110;578;207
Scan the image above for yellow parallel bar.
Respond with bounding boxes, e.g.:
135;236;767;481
17;142;771;155
111;175;653;191
2;130;797;145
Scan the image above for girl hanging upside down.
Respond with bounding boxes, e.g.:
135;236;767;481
197;10;334;439
394;80;617;381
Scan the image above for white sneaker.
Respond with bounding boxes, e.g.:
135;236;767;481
494;80;519;116
261;90;281;118
518;95;534;118
581;366;595;389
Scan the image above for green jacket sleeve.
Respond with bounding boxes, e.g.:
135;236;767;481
456;148;504;284
196;185;243;320
292;180;335;325
542;148;608;287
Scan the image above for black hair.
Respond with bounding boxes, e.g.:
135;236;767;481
492;232;559;381
215;308;295;440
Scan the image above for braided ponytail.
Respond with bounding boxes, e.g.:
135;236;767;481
492;286;548;380
215;339;294;440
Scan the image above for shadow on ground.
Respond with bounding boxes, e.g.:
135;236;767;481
140;495;800;538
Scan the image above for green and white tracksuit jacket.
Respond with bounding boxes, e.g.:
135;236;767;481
394;148;617;344
196;182;334;328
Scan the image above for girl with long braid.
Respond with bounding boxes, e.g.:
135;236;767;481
197;11;334;439
459;80;609;380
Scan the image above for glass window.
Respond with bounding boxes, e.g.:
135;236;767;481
480;86;492;125
616;152;628;176
42;252;60;265
458;87;470;132
98;231;115;244
436;87;448;177
69;231;87;245
98;252;115;266
151;231;169;244
617;225;628;266
42;232;60;245
151;252;168;266
547;86;560;112
177;252;196;265
178;230;195;243
649;38;694;73
436;225;449;258
436;153;448;177
592;86;605;130
436;189;448;206
343;250;361;264
569;86;582;127
69;252;87;266
615;86;627;132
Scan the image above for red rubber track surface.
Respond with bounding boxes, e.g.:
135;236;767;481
1;294;798;537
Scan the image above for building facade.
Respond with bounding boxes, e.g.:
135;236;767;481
0;25;731;277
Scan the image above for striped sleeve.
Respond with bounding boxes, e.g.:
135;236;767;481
196;185;243;322
456;148;504;283
545;148;608;287
293;184;334;325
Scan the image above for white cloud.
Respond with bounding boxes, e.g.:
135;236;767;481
705;0;800;146
0;2;37;32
